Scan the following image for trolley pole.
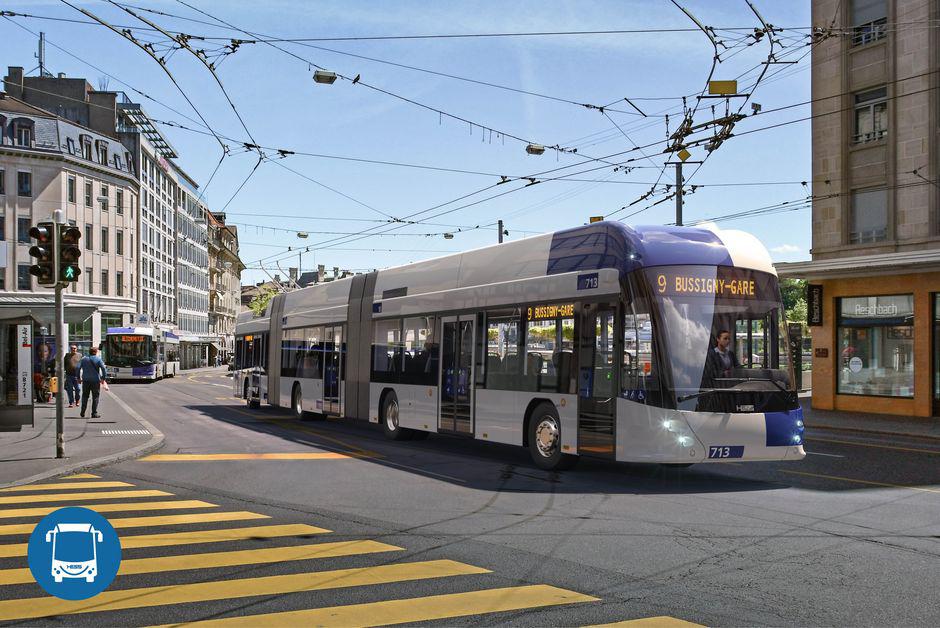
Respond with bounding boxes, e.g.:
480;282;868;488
53;209;65;459
675;162;683;226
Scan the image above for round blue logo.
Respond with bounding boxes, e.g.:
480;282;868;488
27;507;122;600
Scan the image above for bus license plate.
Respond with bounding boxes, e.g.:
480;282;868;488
708;445;744;459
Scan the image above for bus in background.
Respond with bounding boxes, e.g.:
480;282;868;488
234;221;804;470
104;327;180;381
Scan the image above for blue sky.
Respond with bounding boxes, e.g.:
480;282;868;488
1;1;813;284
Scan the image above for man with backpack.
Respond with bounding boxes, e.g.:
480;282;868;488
78;346;108;419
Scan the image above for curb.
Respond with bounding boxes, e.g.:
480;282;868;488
0;390;165;489
806;423;940;442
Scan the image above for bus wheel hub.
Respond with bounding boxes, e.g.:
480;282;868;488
535;419;558;457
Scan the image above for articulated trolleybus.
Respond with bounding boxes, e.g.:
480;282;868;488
105;326;180;381
234;222;805;470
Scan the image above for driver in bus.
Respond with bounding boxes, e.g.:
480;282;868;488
707;329;740;379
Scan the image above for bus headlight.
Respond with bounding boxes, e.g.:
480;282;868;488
792;434;802;444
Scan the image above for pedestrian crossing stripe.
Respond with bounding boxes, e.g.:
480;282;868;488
101;429;151;435
0;523;330;558
0;489;172;505
0;510;268;536
0;559;490;620
0;480;133;492
59;473;100;479
0;540;401;586
150;585;599;628
0;499;218;520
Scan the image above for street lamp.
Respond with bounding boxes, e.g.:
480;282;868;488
297;232;309;239
526;143;545;155
313;70;337;84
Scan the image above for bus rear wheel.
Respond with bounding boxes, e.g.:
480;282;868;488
292;385;305;419
528;402;578;471
380;392;412;441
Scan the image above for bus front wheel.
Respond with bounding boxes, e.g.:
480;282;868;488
528;402;578;471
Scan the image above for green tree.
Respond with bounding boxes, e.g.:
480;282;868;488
786;297;807;326
248;286;277;316
779;278;806;311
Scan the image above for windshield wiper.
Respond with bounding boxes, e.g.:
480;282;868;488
677;388;740;402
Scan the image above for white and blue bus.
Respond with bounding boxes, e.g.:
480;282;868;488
234;221;804;470
105;327;180;381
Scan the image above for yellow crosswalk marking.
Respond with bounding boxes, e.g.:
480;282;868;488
586;618;704;627
59;473;100;479
0;511;269;536
141;453;355;461
0;489;172;505
0;500;218;520
0;481;133;492
152;584;598;627
0;559;489;621
0;540;401;586
0;523;329;558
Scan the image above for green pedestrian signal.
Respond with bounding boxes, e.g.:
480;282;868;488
58;225;82;284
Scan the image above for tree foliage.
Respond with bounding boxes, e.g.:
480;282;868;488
779;278;806;311
248;286;277;316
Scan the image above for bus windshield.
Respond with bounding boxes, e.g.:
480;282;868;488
54;531;95;562
647;266;795;412
105;335;155;368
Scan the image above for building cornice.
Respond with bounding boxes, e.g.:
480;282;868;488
775;249;940;279
0;145;139;186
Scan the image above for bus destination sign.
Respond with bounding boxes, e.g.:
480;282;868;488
654;268;764;299
120;335;146;342
527;303;575;321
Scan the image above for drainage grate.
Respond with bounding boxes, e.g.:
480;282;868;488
101;429;151;436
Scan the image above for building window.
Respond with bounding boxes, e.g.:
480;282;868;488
101;269;109;296
851;0;887;46
99;183;109;211
86;267;93;293
81;136;92;160
116;230;124;256
17;172;31;197
0;170;4;195
116;271;124;297
17;265;30;291
84;224;93;250
101;227;109;253
84;180;92;207
66;137;76;154
67;176;76;203
96;141;108;166
116;189;123;215
17;217;31;244
838;295;913;397
849;188;888;243
15;124;32;147
854;87;887;143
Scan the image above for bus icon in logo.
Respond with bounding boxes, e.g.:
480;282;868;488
28;506;122;600
45;522;104;583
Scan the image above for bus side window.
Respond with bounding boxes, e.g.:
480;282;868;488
486;310;522;390
623;300;660;403
372;318;402;384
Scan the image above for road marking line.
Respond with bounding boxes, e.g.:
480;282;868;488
0;523;330;558
586;617;703;627
140;452;358;461
0;489;172;506
0;559;490;620
151;584;598;628
806;451;845;458
0;540;401;586
0;499;218;520
782;470;940;494
59;473;100;479
0;510;268;536
807;436;940;456
0;481;133;493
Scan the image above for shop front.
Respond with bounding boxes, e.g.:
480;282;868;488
777;253;940;418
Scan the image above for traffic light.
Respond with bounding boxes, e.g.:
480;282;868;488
58;225;82;283
28;222;58;286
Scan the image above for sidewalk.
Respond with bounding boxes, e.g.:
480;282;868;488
0;388;163;488
801;397;940;441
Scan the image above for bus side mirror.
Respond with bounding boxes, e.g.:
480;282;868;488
96;530;103;542
45;530;53;542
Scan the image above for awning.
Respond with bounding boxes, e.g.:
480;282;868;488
0;296;98;325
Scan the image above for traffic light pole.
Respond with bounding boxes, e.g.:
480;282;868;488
53;209;65;459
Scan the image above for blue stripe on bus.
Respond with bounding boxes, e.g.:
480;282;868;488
545;221;733;277
765;407;804;447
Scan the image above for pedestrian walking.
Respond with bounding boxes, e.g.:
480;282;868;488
63;345;82;408
78;346;108;418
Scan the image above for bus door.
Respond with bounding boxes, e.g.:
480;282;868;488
577;302;618;457
323;325;344;415
438;315;474;434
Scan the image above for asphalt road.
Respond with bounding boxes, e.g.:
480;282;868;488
3;368;938;627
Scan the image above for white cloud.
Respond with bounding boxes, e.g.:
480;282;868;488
770;244;801;253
